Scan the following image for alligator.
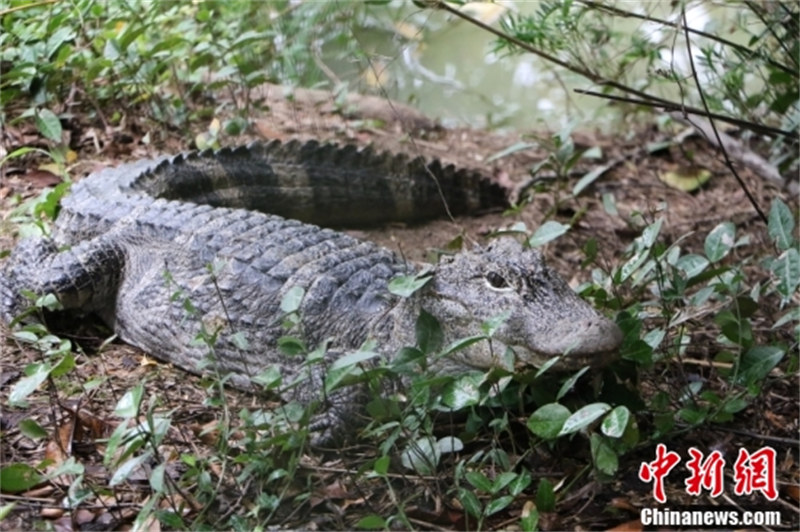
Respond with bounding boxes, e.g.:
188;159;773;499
0;139;623;443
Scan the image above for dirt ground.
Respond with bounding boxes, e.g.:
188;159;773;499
0;85;798;530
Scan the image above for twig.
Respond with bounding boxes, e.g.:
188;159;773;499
573;89;796;140
744;1;796;66
680;8;768;225
0;0;58;16
577;0;797;77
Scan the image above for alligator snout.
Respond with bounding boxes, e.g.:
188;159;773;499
515;312;623;371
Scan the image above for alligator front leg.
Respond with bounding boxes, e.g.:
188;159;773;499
281;349;379;447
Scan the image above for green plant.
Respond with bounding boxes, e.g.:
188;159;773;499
586;198;796;438
0;0;370;138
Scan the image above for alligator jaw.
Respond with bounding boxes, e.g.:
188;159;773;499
513;315;623;371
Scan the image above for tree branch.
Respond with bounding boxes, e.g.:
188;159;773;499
680;7;768;225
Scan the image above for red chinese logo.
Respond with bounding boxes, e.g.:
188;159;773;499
639;443;682;503
733;446;778;501
685;447;725;497
640;445;779;503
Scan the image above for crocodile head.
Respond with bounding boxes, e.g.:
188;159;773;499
419;237;622;375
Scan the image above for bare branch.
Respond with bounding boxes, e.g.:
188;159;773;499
573;89;797;140
680;7;768;225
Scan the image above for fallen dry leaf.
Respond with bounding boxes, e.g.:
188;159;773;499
24;169;63;188
40;507;64;519
74;508;96;525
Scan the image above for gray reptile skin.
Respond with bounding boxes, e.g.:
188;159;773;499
0;140;622;443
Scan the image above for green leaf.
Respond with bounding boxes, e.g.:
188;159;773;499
556;366;589;400
441;373;482;409
329;347;380;372
114;384;144;418
491;471;519;493
149;463;166;493
558;403;611;436
277;336;306;356
103;37;121;60
458;487;482;519
118;24;146;51
436;335;486;359
373;455;390;475
12;331;39;344
528;221;570;247
738;346;785;385
704;222;736;262
507;470;532;496
35;109;62;142
0;147;50;167
260;470;285;489
768;198;795;251
110;452;152;486
252;365;282;389
573;162;614;196
0;503;17;521
324;361;365;394
618;219;663;282
485;494;514;516
230;331;249;351
601;192;618;216
388;270;433;297
416;309;443;353
716;311;753;347
50;352;75;378
280;286;305;313
521;506;540;532
481;311;510;337
678;405;708;424
640;218;664;247
155;510;185;530
582;237;598;265
356;515;387;530
600;406;630;438
400;437;439;475
0;463;42;493
676;254;709;278
771;248;800;302
721;396;749;414
436;436;464;454
773;307;800;329
466;471;493;492
527;403;570;439
534;355;565;378
9;363;51;407
19;419;48;440
535;478;555;512
486;141;536;163
590;433;619;476
44;457;84;481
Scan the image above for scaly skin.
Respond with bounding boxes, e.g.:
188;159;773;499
0;140;622;443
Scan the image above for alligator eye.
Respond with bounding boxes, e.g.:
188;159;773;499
485;271;511;290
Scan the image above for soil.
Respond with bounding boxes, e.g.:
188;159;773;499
0;85;797;531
